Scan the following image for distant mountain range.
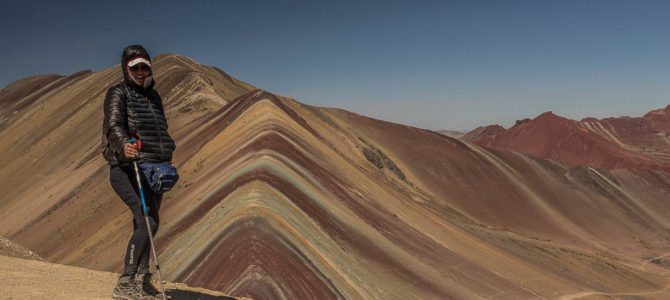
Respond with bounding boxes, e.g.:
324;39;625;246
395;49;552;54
1;54;669;299
463;108;670;172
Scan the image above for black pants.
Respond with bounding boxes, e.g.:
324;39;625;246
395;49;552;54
110;165;162;277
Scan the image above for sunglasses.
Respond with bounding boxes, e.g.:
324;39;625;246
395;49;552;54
129;64;151;71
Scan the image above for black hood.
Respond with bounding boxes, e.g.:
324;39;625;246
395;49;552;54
121;45;154;90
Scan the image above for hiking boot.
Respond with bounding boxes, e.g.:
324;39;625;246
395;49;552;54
113;275;141;300
136;273;164;300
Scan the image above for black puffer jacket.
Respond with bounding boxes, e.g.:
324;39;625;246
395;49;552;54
101;46;175;166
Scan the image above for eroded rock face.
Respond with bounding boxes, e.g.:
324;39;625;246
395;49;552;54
2;55;670;299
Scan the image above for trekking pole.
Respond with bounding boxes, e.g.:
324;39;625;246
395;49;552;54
128;139;168;300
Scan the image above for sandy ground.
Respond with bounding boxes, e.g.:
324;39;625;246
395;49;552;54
0;255;246;300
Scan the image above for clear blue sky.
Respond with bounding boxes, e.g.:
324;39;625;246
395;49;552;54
1;0;669;131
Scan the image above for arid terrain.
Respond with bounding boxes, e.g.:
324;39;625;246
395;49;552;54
0;254;244;300
1;53;669;299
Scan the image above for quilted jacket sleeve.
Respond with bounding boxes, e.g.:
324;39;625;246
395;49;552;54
103;86;129;155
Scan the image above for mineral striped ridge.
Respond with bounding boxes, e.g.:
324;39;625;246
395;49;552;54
1;54;669;299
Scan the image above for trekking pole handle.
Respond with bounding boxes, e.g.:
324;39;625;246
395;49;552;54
126;138;139;156
127;138;141;163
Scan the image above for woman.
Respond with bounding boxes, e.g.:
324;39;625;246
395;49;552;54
102;45;175;300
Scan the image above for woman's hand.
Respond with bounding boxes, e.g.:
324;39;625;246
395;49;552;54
123;142;138;159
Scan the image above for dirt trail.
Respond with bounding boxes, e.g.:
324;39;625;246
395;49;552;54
0;255;246;300
558;278;670;300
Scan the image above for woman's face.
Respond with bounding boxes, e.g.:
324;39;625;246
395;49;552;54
128;63;151;86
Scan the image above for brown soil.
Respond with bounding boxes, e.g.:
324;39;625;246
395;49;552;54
0;255;247;300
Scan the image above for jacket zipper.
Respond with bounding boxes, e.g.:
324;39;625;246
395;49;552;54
146;95;165;156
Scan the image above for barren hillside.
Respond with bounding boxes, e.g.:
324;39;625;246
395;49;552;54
467;109;670;171
1;54;669;299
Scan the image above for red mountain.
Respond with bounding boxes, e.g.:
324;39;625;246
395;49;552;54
469;109;670;172
643;105;670;132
